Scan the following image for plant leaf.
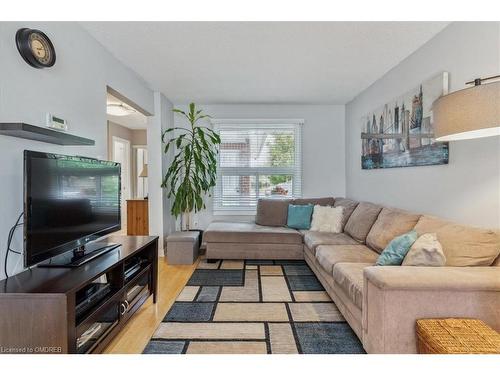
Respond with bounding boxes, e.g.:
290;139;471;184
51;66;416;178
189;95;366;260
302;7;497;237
162;103;218;218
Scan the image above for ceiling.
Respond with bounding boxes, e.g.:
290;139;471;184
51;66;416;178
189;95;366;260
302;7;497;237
84;22;449;104
106;92;147;129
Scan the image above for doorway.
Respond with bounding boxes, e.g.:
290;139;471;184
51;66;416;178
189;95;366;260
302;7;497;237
106;87;150;235
112;136;132;221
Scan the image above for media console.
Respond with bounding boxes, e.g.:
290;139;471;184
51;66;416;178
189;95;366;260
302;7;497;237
0;235;158;354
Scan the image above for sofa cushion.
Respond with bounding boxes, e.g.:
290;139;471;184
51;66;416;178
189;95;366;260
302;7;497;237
414;216;500;266
344;202;383;243
333;198;359;230
204;222;302;244
402;233;446;266
255;198;292;227
315;244;378;274
333;263;372;309
303;231;359;253
292;197;334;206
309;205;343;233
375;230;418;266
287;204;314;230
366;208;421;253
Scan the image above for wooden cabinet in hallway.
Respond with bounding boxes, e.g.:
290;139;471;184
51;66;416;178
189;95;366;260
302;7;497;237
127;199;149;235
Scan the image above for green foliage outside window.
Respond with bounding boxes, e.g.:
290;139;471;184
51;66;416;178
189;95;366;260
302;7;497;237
269;133;294;185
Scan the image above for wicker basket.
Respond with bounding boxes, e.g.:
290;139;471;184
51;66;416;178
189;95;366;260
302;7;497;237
416;318;500;354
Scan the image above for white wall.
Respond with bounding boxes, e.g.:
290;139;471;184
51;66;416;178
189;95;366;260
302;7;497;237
0;22;154;278
345;22;500;228
172;104;346;229
148;92;175;255
162;98;176;239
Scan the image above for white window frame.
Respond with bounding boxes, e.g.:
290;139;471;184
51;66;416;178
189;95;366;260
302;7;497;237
211;119;304;215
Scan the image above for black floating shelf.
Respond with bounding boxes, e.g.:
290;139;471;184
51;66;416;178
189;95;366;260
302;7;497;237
0;123;95;146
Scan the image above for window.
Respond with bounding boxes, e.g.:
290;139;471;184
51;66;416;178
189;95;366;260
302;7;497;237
212;119;303;214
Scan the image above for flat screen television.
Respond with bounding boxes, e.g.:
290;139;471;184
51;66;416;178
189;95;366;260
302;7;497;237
24;150;121;267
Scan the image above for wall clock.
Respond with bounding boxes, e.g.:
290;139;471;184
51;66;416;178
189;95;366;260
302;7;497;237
16;28;56;69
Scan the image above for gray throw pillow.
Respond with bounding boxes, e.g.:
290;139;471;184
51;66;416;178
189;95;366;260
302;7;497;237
255;199;292;227
292;197;334;206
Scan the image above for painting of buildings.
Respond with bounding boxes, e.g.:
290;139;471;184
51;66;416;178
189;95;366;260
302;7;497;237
361;72;450;169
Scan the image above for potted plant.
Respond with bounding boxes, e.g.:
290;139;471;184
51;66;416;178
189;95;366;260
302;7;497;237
161;103;221;230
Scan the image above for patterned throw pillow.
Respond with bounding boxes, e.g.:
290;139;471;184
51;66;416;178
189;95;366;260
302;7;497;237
287;204;314;230
376;230;418;266
402;233;446;266
309;205;344;233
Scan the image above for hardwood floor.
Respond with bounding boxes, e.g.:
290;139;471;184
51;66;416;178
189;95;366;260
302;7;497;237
103;256;198;354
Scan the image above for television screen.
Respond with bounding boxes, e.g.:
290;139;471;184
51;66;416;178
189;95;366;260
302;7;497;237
24;151;121;266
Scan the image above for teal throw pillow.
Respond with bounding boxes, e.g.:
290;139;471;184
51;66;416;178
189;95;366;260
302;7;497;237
376;230;418;266
287;204;314;230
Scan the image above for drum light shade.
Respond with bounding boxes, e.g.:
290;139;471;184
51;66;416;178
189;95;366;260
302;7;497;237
433;81;500;141
106;103;136;116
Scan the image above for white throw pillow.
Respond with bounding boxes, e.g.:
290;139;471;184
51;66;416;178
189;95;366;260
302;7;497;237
310;205;344;233
402;233;446;266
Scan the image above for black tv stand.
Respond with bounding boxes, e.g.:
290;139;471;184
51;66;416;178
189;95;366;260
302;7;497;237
38;242;121;268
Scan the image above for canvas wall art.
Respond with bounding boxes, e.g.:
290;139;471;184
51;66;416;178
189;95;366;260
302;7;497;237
361;72;449;169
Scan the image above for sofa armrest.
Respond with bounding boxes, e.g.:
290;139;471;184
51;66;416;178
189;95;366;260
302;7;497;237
364;266;500;291
362;266;500;353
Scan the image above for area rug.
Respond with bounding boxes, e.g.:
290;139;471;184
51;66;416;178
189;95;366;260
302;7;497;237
143;259;365;354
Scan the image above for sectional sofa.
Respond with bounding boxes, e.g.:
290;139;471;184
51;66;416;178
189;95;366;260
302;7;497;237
203;197;500;353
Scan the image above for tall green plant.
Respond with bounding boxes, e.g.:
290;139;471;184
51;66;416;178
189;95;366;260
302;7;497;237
161;103;221;227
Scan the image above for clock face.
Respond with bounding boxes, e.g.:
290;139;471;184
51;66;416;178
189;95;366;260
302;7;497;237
29;33;52;65
16;28;56;68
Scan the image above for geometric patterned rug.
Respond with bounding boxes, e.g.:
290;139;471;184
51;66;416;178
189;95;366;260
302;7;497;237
143;259;365;354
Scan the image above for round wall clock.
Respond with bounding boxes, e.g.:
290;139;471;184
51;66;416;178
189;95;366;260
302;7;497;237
15;28;56;68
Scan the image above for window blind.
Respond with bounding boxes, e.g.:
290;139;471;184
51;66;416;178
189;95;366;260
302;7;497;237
212;120;303;214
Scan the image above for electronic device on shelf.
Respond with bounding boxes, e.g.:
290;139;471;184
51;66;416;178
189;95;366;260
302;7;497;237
46;113;68;131
126;285;143;300
124;258;149;280
75;283;112;321
77;323;102;349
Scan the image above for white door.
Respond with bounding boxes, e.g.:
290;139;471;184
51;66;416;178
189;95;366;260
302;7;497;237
112;136;131;223
135;147;148;199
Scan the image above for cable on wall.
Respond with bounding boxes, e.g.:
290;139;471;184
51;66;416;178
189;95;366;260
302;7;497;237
4;212;24;279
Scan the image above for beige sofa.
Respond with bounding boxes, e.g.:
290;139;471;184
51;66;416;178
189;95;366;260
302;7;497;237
203;197;500;353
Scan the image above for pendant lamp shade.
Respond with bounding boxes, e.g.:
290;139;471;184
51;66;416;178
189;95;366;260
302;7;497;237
433;80;500;141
